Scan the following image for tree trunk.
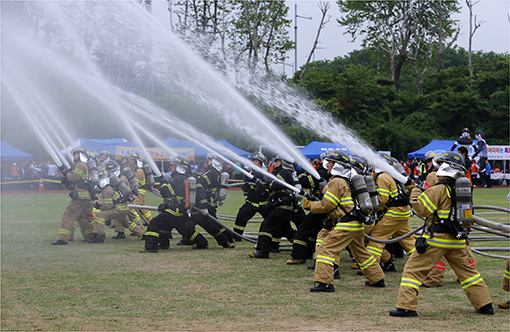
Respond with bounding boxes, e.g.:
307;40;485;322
299;2;330;80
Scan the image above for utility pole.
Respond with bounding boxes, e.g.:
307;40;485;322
294;3;312;74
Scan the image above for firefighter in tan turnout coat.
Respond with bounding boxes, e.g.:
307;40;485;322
305;151;385;293
390;151;493;317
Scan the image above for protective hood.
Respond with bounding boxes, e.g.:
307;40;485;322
436;162;465;179
98;176;109;189
330;162;351;179
175;165;188;175
210;159;222;172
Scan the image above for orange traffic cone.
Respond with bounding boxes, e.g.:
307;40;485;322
39;179;44;191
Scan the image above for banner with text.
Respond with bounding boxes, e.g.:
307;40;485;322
115;147;195;161
487;145;510;160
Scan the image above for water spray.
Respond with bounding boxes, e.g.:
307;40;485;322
3;83;70;169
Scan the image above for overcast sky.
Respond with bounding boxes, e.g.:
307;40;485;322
154;1;509;76
283;0;509;76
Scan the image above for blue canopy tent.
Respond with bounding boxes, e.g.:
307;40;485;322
300;141;351;160
1;141;33;161
216;140;252;158
160;137;252;159
407;139;480;160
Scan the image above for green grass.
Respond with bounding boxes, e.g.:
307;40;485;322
1;188;509;331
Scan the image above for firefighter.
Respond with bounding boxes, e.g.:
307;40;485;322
193;153;234;248
128;153;153;224
90;166;143;243
390;151;493;317
305;151;385;292
51;148;94;245
232;153;270;239
421;152;476;288
249;155;297;259
104;160;145;240
98;150;113;169
498;258;510;309
286;153;330;265
139;156;208;252
365;154;416;271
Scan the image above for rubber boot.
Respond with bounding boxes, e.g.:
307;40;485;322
477;303;494;315
389;308;418;317
310;282;335;293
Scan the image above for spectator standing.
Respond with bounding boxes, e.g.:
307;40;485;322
484;160;492;188
472;130;488;172
457;147;472;184
470;160;480;186
47;161;58;190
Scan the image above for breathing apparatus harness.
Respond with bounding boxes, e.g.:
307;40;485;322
415;177;473;254
322;175;375;230
108;174;135;204
371;172;411;223
65;160;99;200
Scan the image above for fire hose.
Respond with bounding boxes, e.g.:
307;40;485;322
362;205;509;259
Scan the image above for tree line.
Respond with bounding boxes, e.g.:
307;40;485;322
168;0;508;160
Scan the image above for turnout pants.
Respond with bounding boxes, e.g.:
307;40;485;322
291;213;326;260
195;207;231;247
57;198;93;242
256;207;294;252
233;202;268;235
396;233;492;311
422;241;476;287
144;212;207;251
366;215;416;263
114;208;145;237
92;208;131;237
116;194;147;233
314;221;384;285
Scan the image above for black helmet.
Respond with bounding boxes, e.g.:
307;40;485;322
377;153;395;166
442;151;465;167
474;130;484;137
170;156;190;168
461;127;470;134
105;160;120;176
432;151;447;169
129;153;141;160
325;150;350;165
100;150;113;159
170;156;190;175
436;151;467;179
274;155;294;171
349;155;366;174
71;147;87;155
252;153;267;165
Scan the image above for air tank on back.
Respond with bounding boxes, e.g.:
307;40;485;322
364;175;380;213
351;174;374;215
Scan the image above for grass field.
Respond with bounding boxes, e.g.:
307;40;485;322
1;188;509;331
